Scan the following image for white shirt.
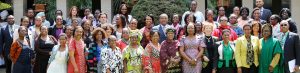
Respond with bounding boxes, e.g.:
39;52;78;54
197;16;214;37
181;11;205;27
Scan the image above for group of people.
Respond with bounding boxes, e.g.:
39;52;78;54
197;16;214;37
0;0;299;73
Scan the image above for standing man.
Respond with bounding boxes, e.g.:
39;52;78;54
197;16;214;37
1;15;19;73
26;8;35;26
256;0;272;22
154;13;170;43
279;20;300;73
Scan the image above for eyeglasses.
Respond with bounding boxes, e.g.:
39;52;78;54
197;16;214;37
280;24;288;26
220;20;227;22
56;19;62;20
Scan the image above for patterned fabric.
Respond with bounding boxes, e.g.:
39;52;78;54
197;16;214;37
142;42;161;73
116;39;128;51
101;46;123;73
123;45;144;73
246;38;254;65
67;39;87;73
160;40;181;73
87;42;106;72
180;37;206;73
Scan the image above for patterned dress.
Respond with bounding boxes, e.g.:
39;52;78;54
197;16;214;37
123;45;144;73
142;42;161;73
68;39;87;73
101;46;123;73
160;40;181;73
180;37;206;73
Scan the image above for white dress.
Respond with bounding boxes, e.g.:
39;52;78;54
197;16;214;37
47;49;68;73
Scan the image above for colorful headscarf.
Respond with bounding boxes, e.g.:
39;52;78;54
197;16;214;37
129;30;142;44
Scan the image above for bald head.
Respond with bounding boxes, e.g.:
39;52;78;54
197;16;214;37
280;20;289;33
159;13;168;25
256;0;264;8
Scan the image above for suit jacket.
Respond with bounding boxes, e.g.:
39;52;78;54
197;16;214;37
281;32;300;66
1;25;19;57
287;19;298;33
0;29;3;56
154;25;168;43
260;8;272;22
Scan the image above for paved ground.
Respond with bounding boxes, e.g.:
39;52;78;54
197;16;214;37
0;67;5;73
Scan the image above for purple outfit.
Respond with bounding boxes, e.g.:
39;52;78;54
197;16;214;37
180;37;206;73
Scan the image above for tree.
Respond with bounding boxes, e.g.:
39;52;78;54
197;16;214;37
130;0;189;28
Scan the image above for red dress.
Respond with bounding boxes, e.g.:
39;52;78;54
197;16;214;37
142;42;161;73
116;39;128;52
68;39;87;73
212;25;238;41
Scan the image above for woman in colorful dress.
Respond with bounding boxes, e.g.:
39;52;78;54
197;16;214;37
212;29;236;73
68;26;87;73
258;24;284;73
123;30;144;73
10;26;35;73
101;36;123;73
142;30;161;73
140;15;154;48
34;26;57;73
160;27;182;73
179;23;206;73
87;27;107;73
47;33;69;73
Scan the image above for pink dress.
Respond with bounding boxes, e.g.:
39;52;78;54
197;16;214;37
68;39;87;73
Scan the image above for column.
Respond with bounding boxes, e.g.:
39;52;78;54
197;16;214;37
101;0;112;23
291;0;300;35
196;0;206;14
56;0;67;19
13;0;26;25
242;0;254;13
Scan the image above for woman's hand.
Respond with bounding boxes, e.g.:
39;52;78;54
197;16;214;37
74;67;79;73
189;59;196;66
269;66;274;72
237;67;242;73
212;69;217;73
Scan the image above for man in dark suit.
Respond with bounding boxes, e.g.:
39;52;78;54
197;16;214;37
279;20;300;73
256;0;272;22
154;14;170;43
1;15;19;73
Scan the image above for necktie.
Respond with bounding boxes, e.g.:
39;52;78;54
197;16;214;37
281;33;286;49
10;25;13;37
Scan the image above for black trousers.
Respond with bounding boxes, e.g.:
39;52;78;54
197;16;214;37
202;61;213;73
4;55;12;73
241;64;258;73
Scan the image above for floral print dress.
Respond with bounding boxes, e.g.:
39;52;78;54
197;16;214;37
101;46;123;73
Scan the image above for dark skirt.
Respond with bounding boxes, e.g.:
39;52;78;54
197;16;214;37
217;60;237;73
217;66;236;73
33;55;50;73
13;62;33;73
241;64;258;73
202;61;213;73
